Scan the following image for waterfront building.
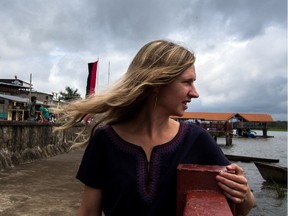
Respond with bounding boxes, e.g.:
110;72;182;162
0;77;54;120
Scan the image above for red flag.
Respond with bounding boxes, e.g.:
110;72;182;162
86;61;98;96
84;60;98;124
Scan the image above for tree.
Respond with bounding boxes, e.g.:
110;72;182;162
59;86;81;101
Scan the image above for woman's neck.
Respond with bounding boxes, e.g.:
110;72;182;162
113;109;179;142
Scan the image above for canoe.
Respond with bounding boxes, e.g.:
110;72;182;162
225;154;279;163
254;162;287;185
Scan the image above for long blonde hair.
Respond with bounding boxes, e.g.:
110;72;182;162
56;39;196;148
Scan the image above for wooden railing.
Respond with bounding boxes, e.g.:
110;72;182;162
200;123;233;132
233;122;267;129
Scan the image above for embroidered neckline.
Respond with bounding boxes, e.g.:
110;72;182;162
105;122;187;204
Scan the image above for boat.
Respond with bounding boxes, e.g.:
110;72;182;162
243;130;257;138
254;162;287;185
225;154;279;163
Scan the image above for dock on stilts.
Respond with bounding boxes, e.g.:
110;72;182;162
172;112;274;146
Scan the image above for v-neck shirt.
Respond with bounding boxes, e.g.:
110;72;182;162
76;122;230;216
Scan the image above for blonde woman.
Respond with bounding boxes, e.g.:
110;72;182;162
58;40;254;216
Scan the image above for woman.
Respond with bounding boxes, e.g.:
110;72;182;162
58;40;254;216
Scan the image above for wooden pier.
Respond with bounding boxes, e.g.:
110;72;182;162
173;112;274;146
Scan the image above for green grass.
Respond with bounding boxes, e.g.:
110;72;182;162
272;181;286;199
268;128;288;132
267;121;287;132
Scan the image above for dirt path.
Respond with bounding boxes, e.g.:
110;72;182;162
0;150;85;216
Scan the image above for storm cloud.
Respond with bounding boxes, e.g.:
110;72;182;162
0;0;286;120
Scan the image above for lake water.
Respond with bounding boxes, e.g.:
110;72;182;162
218;131;287;216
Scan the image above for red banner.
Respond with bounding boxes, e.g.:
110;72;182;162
86;61;98;96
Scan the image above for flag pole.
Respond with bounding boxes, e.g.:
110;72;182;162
29;73;32;103
108;61;110;86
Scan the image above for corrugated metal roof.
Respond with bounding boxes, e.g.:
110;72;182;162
0;94;29;103
0;94;56;106
172;112;273;122
0;82;29;88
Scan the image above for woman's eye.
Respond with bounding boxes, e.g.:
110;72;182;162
184;80;192;85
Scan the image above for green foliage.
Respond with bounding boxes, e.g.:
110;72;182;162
267;121;287;131
59;86;81;101
272;181;286;199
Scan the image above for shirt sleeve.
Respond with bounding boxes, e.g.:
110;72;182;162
76;128;106;189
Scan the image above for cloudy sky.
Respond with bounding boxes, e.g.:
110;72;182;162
0;0;287;120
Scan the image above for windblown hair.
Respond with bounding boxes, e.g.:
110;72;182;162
56;39;196;148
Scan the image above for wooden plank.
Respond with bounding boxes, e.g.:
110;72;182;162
225;154;279;163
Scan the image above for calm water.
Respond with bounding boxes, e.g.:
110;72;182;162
219;131;287;216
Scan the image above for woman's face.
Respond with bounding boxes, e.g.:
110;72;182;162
157;65;199;116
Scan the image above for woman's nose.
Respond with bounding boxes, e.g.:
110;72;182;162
189;85;199;98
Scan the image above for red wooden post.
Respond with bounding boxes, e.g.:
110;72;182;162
183;191;233;216
176;164;236;216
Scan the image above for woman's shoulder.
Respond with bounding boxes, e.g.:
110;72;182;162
183;121;207;134
91;124;111;137
86;125;112;150
181;121;214;142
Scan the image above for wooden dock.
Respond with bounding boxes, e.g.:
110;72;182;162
225;154;279;163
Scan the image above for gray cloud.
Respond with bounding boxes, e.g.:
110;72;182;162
0;0;286;120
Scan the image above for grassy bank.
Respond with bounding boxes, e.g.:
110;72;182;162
267;121;287;131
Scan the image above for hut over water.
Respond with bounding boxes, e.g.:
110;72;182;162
172;112;273;138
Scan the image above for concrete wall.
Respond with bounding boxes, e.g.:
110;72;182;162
0;121;84;171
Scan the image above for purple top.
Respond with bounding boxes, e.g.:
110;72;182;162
76;122;230;216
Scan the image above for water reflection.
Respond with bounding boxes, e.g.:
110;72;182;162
219;131;287;216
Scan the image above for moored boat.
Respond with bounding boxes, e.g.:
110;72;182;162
254;162;287;185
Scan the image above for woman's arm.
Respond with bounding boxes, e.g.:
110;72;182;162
77;185;103;216
216;163;255;216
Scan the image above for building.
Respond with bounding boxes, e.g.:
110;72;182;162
0;77;54;120
172;112;273;138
